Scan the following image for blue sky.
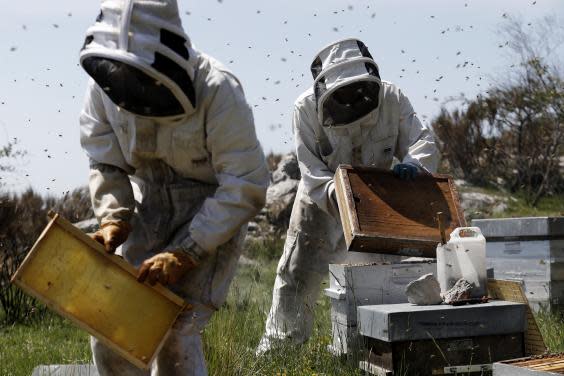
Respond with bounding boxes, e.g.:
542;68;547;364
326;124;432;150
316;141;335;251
0;0;562;195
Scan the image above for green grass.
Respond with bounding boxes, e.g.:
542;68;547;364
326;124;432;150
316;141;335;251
0;316;91;376
535;308;564;352
0;237;360;376
2;189;564;375
458;184;564;219
204;258;361;375
496;192;564;218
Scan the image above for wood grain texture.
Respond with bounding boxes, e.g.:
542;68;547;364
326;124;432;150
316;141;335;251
334;166;466;257
488;279;547;356
499;354;564;373
11;214;188;369
335;166;356;248
365;333;524;376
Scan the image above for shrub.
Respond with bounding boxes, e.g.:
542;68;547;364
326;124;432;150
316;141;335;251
0;187;92;324
432;16;564;205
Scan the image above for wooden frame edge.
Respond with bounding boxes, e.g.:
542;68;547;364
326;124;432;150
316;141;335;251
12;277;155;369
339;166;362;233
447;177;467;227
12;212;189;369
335;167;354;249
49;212;187;308
11;214;58;285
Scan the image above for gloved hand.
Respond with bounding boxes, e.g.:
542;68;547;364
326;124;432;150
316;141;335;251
90;221;131;254
393;163;419;181
137;251;199;286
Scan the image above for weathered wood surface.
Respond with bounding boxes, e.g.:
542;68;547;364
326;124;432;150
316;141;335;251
488;278;547;356
11;213;188;369
496;354;564;374
335;165;466;257
364;333;524;376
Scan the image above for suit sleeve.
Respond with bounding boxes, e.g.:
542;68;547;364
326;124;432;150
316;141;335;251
395;89;440;173
79;80;135;226
183;77;269;258
293;104;339;218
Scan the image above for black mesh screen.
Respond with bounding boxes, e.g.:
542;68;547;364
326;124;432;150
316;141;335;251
365;62;380;79
356;40;374;59
152;52;196;108
321;81;380;127
160;29;189;60
82;56;185;117
314;77;327;113
311;56;323;79
81;35;94;51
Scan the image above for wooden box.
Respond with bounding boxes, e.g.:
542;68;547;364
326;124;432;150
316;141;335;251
324;260;437;355
361;333;524;375
493;354;564;375
473;217;564;312
11;213;188;369
334;165;466;257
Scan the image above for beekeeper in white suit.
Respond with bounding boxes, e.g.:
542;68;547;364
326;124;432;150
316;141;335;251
257;38;440;354
79;1;269;374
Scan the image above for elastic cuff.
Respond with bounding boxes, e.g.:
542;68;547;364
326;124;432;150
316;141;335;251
100;220;131;233
177;237;208;264
406;162;431;175
326;181;340;218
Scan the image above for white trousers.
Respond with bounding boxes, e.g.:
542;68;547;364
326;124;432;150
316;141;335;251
92;304;213;376
258;183;398;353
92;175;245;375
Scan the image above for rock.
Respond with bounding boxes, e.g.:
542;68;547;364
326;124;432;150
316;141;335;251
460;191;508;218
238;255;259;267
442;279;474;304
492;202;508;214
73;217;99;233
247;221;259;233
454;179;468;187
405;273;443;305
271;153;301;183
265;179;299;223
264;153;301;229
32;365;98;376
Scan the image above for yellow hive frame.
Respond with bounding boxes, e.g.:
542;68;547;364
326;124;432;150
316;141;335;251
11;213;189;369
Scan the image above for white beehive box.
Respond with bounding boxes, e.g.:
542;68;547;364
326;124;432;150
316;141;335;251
472;217;564;311
324;259;436;355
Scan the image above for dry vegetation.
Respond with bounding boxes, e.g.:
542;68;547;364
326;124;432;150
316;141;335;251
432;17;564;205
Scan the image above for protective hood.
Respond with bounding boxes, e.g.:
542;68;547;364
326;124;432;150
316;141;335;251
311;38;382;127
80;0;197;119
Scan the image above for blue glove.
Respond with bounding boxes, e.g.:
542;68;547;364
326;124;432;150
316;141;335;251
393;164;419;180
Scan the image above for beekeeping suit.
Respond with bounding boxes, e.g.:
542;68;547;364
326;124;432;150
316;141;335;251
257;39;440;354
79;1;269;375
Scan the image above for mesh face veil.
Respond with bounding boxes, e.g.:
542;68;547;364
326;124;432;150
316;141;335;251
80;0;197;118
311;38;382;127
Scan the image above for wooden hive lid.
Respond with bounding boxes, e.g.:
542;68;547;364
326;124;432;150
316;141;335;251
334;165;466;257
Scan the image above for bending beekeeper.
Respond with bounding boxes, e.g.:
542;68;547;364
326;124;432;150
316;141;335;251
257;38;440;354
79;1;269;374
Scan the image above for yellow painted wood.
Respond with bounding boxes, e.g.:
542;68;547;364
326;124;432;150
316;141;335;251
488;279;547;356
11;214;187;369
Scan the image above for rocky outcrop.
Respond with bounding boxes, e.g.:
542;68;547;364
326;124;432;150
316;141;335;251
459;191;509;219
264;153;300;230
